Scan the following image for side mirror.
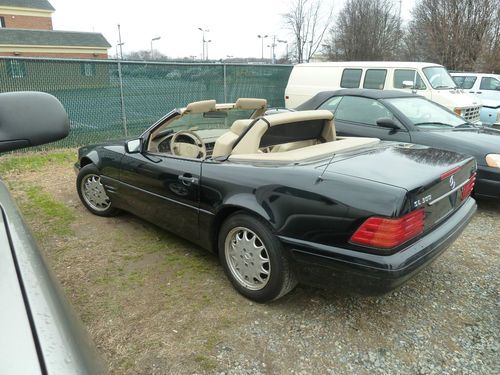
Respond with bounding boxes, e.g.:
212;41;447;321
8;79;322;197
126;139;142;153
402;80;414;89
0;91;69;153
376;117;401;130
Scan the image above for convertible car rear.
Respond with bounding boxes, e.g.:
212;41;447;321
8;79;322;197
75;98;477;302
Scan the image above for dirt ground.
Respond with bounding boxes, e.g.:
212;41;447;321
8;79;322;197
3;150;499;375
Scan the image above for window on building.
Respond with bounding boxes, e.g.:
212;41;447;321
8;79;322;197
393;69;426;90
340;69;362;88
7;60;26;78
81;62;96;77
363;69;387;89
0;17;5;28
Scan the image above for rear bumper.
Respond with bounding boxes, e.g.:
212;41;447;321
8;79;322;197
280;198;477;295
475;166;500;199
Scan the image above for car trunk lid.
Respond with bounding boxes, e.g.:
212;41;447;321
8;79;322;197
320;143;476;231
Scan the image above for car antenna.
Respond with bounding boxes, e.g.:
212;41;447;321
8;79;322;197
316;153;336;184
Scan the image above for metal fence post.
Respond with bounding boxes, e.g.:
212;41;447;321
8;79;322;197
117;60;128;137
223;63;227;103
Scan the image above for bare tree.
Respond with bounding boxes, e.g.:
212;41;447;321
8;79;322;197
325;0;403;61
283;0;333;63
477;5;500;72
405;0;499;72
125;50;169;61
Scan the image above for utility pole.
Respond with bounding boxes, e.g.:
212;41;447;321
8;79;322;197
270;35;277;64
117;24;124;59
278;39;288;62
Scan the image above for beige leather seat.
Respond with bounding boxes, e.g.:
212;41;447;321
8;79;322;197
212;119;254;157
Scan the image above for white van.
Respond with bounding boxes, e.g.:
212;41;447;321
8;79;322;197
450;72;500;127
285;61;482;123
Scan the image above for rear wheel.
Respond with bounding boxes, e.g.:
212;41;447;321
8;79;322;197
77;164;119;217
219;213;297;302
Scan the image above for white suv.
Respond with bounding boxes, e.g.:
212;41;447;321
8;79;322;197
451;72;500;127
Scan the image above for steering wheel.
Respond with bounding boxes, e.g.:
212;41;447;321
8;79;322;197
170;130;207;159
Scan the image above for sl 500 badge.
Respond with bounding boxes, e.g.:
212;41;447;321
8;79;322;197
413;194;432;208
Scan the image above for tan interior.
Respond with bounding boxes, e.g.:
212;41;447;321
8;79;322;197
229;137;380;162
230;110;335;155
211;119;255;158
235;98;267;110
184;100;217;113
213;109;380;162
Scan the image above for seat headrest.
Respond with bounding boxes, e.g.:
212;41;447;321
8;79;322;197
230;119;254;135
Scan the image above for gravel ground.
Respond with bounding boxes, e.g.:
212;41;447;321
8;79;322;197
3;151;499;375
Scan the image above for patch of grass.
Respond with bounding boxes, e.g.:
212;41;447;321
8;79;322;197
22;185;75;236
0;149;76;174
193;354;217;372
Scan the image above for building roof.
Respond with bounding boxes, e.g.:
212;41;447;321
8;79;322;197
0;29;111;48
0;0;55;11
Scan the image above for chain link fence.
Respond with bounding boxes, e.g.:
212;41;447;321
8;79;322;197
0;57;293;149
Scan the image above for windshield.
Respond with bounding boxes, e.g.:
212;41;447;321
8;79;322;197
386;97;468;128
168;109;254;132
423;66;457;89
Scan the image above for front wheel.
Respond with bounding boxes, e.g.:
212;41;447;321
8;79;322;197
218;213;297;302
76;164;119;217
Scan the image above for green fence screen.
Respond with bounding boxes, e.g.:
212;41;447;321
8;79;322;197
0;57;293;148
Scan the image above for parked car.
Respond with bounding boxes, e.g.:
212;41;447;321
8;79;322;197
451;72;500;128
285;61;482;123
296;89;500;200
75;98;477;302
0;92;106;374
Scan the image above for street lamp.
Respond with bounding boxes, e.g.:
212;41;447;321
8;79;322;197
206;40;212;60
277;39;288;62
257;34;268;61
198;27;209;60
150;36;161;60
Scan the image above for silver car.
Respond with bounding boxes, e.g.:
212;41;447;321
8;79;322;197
0;92;106;374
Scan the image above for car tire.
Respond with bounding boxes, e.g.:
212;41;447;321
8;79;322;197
76;164;119;217
218;213;297;302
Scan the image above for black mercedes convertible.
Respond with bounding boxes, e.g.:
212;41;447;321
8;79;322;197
75;98;477;302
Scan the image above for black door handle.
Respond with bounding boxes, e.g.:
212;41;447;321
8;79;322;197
178;174;199;185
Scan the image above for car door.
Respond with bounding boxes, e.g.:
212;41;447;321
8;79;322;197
118;151;201;240
319;96;412;142
478;76;500;102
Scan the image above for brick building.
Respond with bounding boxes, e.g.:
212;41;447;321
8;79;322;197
0;0;110;58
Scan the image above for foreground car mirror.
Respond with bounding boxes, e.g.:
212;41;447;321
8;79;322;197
0;91;69;153
126;139;142;153
376;118;402;130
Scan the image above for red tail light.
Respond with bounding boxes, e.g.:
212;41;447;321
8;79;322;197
441;166;461;180
461;173;476;200
350;209;425;249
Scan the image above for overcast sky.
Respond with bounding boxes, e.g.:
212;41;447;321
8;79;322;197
49;0;415;59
